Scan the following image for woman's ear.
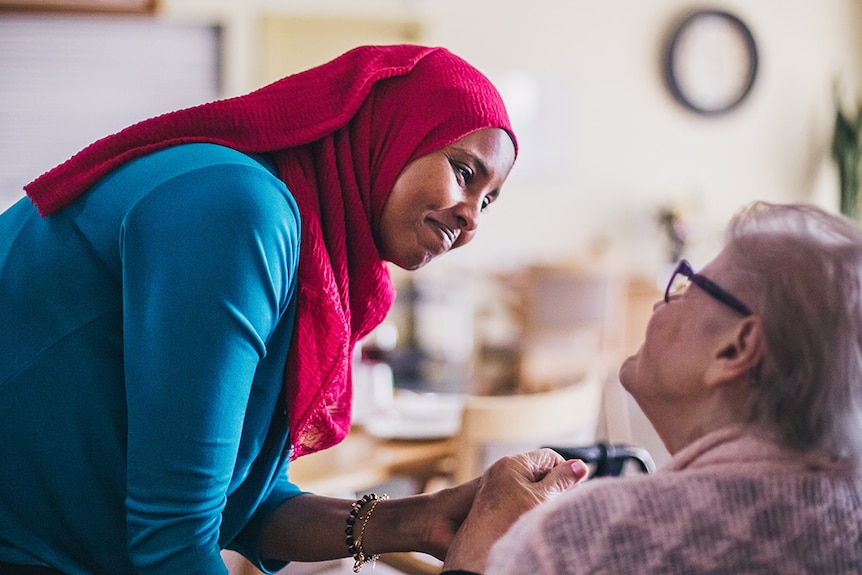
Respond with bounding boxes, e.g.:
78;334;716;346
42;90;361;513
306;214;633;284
704;316;765;389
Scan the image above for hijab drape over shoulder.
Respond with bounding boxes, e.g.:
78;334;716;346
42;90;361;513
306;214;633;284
25;44;517;458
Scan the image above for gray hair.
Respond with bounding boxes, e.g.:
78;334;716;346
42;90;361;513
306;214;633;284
724;201;862;461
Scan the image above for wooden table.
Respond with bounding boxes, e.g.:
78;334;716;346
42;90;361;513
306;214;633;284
288;426;457;496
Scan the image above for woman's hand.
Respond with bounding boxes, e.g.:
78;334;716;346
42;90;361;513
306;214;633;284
442;449;588;573
357;475;481;561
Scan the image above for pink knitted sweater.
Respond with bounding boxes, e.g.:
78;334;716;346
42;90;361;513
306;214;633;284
487;426;862;574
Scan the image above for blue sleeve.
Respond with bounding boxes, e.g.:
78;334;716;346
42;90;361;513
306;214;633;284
228;463;307;574
119;163;299;575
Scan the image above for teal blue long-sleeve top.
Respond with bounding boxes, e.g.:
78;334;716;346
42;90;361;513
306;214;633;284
0;144;305;574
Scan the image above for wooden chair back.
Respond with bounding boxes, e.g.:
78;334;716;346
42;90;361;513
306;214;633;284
453;365;605;484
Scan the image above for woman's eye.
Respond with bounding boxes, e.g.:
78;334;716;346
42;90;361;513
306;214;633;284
481;191;501;212
452;161;472;185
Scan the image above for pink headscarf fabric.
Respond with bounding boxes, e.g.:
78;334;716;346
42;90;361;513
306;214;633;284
25;44;516;458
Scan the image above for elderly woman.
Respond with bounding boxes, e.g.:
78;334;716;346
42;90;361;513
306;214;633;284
442;201;862;575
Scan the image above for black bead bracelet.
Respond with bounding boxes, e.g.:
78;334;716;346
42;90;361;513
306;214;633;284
345;492;388;572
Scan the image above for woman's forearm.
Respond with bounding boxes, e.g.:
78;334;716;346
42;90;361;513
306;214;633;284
259;489;465;563
259;494;355;562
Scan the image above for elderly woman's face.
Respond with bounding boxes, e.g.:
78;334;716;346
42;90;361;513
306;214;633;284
378;127;516;270
619;252;744;410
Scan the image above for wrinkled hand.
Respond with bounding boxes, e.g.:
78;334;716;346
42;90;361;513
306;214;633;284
442;449;588;572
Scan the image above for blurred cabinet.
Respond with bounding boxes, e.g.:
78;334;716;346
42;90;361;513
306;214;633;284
258;14;422;85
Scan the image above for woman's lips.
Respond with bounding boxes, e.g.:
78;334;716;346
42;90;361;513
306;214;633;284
429;219;456;252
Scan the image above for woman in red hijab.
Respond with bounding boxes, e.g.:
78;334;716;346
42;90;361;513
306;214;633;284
0;44;579;574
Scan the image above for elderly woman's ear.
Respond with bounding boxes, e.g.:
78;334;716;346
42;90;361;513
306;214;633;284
704;315;765;389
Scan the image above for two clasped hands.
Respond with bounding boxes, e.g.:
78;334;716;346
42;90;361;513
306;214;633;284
440;449;589;574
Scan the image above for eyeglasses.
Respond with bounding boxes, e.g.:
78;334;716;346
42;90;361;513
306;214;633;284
665;259;752;316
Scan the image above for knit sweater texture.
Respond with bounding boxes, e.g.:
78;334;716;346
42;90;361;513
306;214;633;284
487;426;862;574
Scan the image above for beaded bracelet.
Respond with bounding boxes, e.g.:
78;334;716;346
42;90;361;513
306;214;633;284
345;492;389;572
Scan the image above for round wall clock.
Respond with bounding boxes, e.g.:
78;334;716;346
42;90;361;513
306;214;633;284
663;9;758;116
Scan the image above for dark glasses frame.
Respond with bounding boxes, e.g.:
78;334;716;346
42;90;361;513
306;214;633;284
665;259;752;316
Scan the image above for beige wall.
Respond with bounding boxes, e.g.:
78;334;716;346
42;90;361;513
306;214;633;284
159;0;862;464
162;0;862;280
424;0;862;276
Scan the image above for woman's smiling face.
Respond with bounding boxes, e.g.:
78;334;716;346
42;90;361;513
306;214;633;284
377;127;516;270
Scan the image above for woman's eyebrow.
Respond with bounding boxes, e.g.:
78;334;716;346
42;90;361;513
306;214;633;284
452;146;491;178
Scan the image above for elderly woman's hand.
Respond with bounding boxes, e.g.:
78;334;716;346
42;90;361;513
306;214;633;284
441;448;588;573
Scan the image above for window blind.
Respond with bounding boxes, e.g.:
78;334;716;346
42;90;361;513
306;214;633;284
0;14;220;211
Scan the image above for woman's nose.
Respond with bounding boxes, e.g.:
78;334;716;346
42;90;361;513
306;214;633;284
455;201;480;231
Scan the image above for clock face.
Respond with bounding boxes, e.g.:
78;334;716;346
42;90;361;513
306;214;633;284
664;10;758;116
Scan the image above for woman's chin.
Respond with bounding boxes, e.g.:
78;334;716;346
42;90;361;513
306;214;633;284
391;255;432;272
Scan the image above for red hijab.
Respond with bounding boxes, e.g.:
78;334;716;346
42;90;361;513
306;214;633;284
25;44;516;458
